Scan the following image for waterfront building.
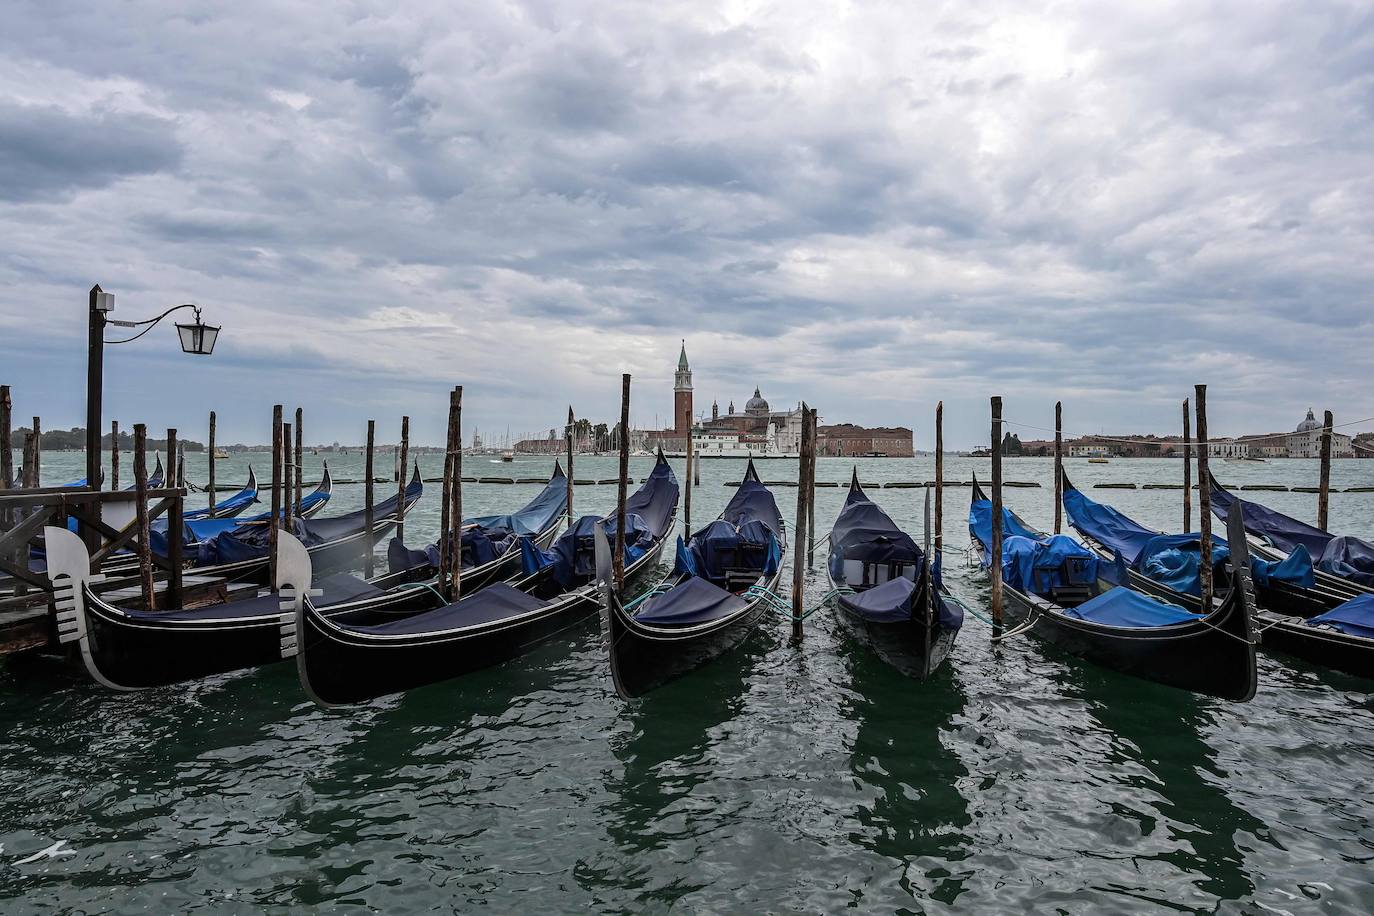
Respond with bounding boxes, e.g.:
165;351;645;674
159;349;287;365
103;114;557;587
1287;409;1353;458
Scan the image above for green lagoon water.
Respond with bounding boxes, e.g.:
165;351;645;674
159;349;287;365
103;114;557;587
3;452;1373;913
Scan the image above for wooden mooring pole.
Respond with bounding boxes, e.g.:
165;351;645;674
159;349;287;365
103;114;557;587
1195;385;1212;613
22;432;35;488
31;417;40;486
613;375;631;595
110;421;119;491
565;406;575;529
934;401;943;558
0;385;10;491
134;424;156;611
791;402;813;640
396;415;410;543
363;419;375;578
295;408;304;515
682;414;692;537
206;411;214;512
1182;399;1192;532
1318;409;1334;531
282;422;294;534
166;427;183;608
990;396;1004;635
802;406;813;565
269;405;283;591
438;390;458;601
451;393;463;599
1053;401;1063;534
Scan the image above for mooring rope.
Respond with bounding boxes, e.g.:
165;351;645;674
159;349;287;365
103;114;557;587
396;581;450;605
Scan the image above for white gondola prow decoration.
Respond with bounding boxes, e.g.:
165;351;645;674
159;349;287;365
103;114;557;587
275;530;318;659
43;526;120;689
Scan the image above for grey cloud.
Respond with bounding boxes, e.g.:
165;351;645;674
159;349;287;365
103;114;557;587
0;102;181;201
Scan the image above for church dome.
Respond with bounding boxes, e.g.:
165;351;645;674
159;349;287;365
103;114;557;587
745;387;770;415
1296;408;1321;433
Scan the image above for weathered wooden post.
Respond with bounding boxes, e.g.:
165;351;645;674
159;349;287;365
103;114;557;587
396;415;410;543
295;407;304;515
282;422;294;534
134;424;156;610
791;402;813;640
934;401;944;558
363;419;376;578
565;406;575;529
450;392;462;599
808;407;818;569
30;416;40;486
438;390;458;601
1318;409;1334;531
206;411;215;512
166;427;183;608
682;413;692;536
1053;401;1063;534
108;420;119;491
613;374;631;594
990;396;1004;635
0;385;10;491
1182;398;1192;532
269;405;283;590
1195;385;1212;613
21;432;34;488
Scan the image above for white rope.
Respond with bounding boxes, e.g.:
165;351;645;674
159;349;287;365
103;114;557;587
1000;414;1374;447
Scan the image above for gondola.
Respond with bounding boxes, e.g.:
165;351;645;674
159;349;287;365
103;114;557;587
1066;475;1374;680
1208;471;1374;600
602;458;785;698
373;461;570;595
180;466;260;521
826;469;961;679
968;476;1257;701
287;451;679;706
41;466;581;691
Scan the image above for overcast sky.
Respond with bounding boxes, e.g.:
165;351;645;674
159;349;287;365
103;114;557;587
2;1;1371;448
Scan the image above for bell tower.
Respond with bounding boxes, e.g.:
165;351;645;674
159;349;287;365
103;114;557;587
674;341;693;438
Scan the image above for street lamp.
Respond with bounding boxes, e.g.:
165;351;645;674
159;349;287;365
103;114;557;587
84;284;220;549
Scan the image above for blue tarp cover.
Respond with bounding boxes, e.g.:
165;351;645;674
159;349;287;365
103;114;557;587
1001;534;1099;596
524;512;654;587
827;480;921;585
633;575;750;626
1061;588;1203;628
348;582;549;635
1137;534;1230;597
1063;487;1158;565
968;498;1043;560
1305;594;1374;640
682;518;780;585
1317;536;1374;588
182;484;258;522
838;576;916;624
722;477;783;538
1209;477;1332;556
465;466;568;538
625;456;680;537
1253;544;1316;589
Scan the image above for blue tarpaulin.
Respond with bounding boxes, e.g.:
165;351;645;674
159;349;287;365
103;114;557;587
348;583;550;635
1136;534;1230;597
633;575;750;626
968;497;1043;561
464;465;568;538
1252;544;1316;589
1062;588;1203;628
1000;534;1099;596
1317;536;1374;588
1304;594;1374;639
1063;487;1158;565
838;576;917;624
1209;475;1332;556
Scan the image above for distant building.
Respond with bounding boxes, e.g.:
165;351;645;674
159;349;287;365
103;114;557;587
816;424;914;457
1207;438;1250;458
1286;409;1352;458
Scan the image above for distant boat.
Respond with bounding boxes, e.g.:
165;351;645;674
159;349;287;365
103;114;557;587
213;449;230;460
1088;457;1110;464
1225;456;1266;463
501;451;515;462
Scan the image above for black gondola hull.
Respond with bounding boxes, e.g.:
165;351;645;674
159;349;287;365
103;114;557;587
1255;617;1374;680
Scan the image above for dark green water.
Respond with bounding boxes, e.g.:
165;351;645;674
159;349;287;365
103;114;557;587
3;454;1373;913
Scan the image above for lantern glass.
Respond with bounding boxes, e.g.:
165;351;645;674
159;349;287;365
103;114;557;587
176;321;219;355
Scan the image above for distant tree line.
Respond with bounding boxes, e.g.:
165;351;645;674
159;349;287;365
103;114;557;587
8;427;205;452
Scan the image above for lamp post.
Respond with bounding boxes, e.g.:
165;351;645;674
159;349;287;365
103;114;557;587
84;285;219;552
